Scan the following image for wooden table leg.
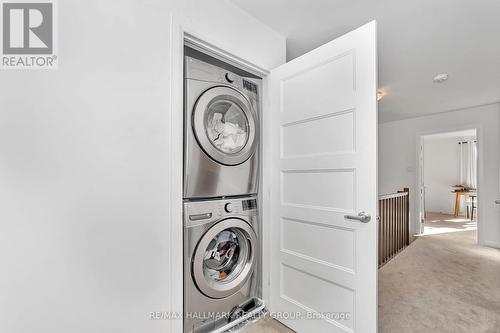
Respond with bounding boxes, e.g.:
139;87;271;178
454;192;460;217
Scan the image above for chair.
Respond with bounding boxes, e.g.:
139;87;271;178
466;195;477;221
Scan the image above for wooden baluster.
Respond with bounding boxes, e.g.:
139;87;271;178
393;197;397;257
385;198;389;264
395;197;399;254
400;197;405;249
398;196;402;252
397;197;400;253
386;198;390;262
396;196;400;254
388;198;391;259
399;197;405;249
401;196;404;250
396;196;399;254
391;197;395;258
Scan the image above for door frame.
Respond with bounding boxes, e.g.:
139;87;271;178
169;17;271;333
415;125;482;244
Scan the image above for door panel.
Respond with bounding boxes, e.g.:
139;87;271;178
267;21;377;333
282;110;355;157
281;52;355;123
282;169;355;209
281;218;355;270
281;264;355;330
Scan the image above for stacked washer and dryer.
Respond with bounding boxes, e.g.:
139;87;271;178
183;52;262;333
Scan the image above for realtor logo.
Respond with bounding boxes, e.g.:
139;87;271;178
1;0;57;69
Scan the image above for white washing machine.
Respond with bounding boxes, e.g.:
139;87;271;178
183;196;260;333
184;55;260;199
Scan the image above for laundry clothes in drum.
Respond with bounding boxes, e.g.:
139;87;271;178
203;229;242;282
206;106;249;153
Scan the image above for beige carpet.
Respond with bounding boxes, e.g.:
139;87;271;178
379;213;500;332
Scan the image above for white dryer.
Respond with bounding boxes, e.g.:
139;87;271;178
184;56;260;199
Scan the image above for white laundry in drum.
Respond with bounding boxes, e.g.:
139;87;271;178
207;112;248;153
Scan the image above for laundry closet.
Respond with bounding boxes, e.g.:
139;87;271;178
182;45;263;332
172;15;379;333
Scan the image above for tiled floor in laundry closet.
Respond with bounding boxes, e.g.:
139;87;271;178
238;317;293;333
227;314;294;333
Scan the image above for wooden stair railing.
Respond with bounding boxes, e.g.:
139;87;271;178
378;188;410;268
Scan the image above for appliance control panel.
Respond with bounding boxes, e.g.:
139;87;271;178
242;198;257;211
242;79;258;94
184;196;258;226
185;57;259;99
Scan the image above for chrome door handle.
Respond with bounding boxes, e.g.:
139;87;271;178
345;211;371;223
496;200;500;205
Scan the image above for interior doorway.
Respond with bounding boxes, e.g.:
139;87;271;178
418;129;478;240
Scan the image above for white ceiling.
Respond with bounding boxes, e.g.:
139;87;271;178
231;0;500;122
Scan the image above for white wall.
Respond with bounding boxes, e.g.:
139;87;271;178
0;1;285;333
423;137;461;214
379;103;500;247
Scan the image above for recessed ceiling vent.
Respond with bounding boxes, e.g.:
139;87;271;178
433;73;449;83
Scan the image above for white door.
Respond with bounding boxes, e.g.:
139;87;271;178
266;21;378;333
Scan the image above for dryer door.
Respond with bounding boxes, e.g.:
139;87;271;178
192;86;257;166
192;218;257;299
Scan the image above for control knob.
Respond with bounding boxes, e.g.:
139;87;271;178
224;202;233;213
225;72;235;83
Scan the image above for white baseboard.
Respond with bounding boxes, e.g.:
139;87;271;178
426;211;462;216
482;240;500;249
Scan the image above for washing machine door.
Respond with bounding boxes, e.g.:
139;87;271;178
192;86;257;166
192;218;257;299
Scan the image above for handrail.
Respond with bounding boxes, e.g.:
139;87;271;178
379;192;409;200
